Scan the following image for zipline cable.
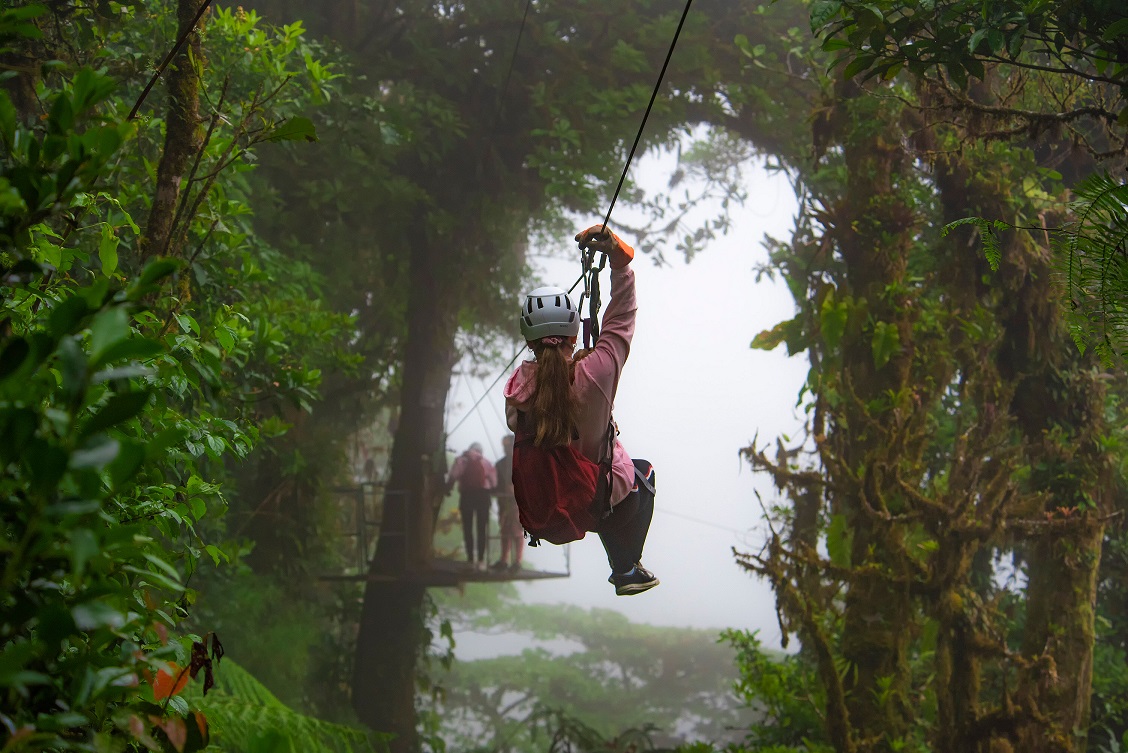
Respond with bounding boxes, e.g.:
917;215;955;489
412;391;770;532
450;1;695;434
446;345;526;436
598;0;695;234
446;268;586;437
495;0;535;122
461;372;499;457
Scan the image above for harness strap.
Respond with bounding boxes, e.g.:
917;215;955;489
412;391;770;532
579;246;607;349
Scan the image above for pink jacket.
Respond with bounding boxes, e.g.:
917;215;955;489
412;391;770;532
504;265;637;505
446;449;497;492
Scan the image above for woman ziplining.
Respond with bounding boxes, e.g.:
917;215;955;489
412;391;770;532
504;224;659;596
444;0;694;594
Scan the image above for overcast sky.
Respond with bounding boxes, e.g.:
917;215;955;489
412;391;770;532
443;151;809;650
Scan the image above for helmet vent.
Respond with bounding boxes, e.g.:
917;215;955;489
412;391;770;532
536;298;544;309
568;312;575;322
526;299;533;313
555;296;561;307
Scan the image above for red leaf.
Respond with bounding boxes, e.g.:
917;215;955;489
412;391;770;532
155;716;187;752
151;663;190;700
192;711;208;741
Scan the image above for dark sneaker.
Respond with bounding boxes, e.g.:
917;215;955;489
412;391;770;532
609;564;659;596
489;560;507;571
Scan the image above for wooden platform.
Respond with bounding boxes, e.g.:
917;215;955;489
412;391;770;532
318;557;569;587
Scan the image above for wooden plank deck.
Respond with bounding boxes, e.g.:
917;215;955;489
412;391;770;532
318;557;569;587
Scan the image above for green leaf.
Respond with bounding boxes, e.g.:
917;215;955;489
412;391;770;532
752;316;804;352
72;601;126;631
175;313;200;335
144;552;183;585
26;441;67;494
1102;18;1128;41
57;336;87;403
127;258;180;300
987;29;1004;54
964;55;985;81
48;295;90;338
0;336;30;381
98;223;119;276
90;336;164;371
810;0;843;30
871;320;901;368
80;390;151;438
827;513;852;568
90;307;130;362
69;528;100;577
820;295;849;348
968;27;988;53
842;53;876;80
108;438;145;488
189;496;207;520
70;437;120;469
266;116;318;142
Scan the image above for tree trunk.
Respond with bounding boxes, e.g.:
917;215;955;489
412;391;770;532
140;0;206;262
828;81;920;750
352;223;457;752
1018;518;1104;753
925;110;1110;751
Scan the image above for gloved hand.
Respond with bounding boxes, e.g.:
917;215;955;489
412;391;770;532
575;224;635;269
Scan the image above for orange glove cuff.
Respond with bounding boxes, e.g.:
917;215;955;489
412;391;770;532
609;231;635;269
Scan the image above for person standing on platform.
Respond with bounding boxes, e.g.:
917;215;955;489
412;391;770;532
491;434;524;572
446;442;497;570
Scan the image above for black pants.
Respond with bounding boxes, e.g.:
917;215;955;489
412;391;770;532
459;489;491;562
594;459;655;573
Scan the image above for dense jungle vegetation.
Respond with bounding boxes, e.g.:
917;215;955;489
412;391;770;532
2;1;1127;752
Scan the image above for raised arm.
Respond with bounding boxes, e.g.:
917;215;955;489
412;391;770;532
573;227;637;403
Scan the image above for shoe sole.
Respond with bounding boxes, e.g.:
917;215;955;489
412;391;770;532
615;578;659;596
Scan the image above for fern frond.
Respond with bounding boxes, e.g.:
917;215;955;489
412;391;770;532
1053;172;1128;366
184;660;389;753
941;216;1006;270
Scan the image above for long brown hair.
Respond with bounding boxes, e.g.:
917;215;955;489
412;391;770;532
528;340;592;446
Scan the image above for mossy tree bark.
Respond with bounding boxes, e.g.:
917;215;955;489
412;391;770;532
139;0;206;262
925;105;1113;751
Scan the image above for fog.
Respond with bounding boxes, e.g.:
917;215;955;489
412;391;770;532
444;154;809;651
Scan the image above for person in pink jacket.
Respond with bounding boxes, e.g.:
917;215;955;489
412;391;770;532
503;224;659;596
446;442;498;570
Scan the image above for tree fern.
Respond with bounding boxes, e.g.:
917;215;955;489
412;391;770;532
184;660;389;753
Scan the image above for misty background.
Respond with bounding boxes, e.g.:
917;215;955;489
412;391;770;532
442;151;808;656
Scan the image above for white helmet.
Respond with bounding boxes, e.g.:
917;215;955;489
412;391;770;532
519;286;580;340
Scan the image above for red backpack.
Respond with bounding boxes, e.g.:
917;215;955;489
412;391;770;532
458;453;487;491
512;415;616;546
